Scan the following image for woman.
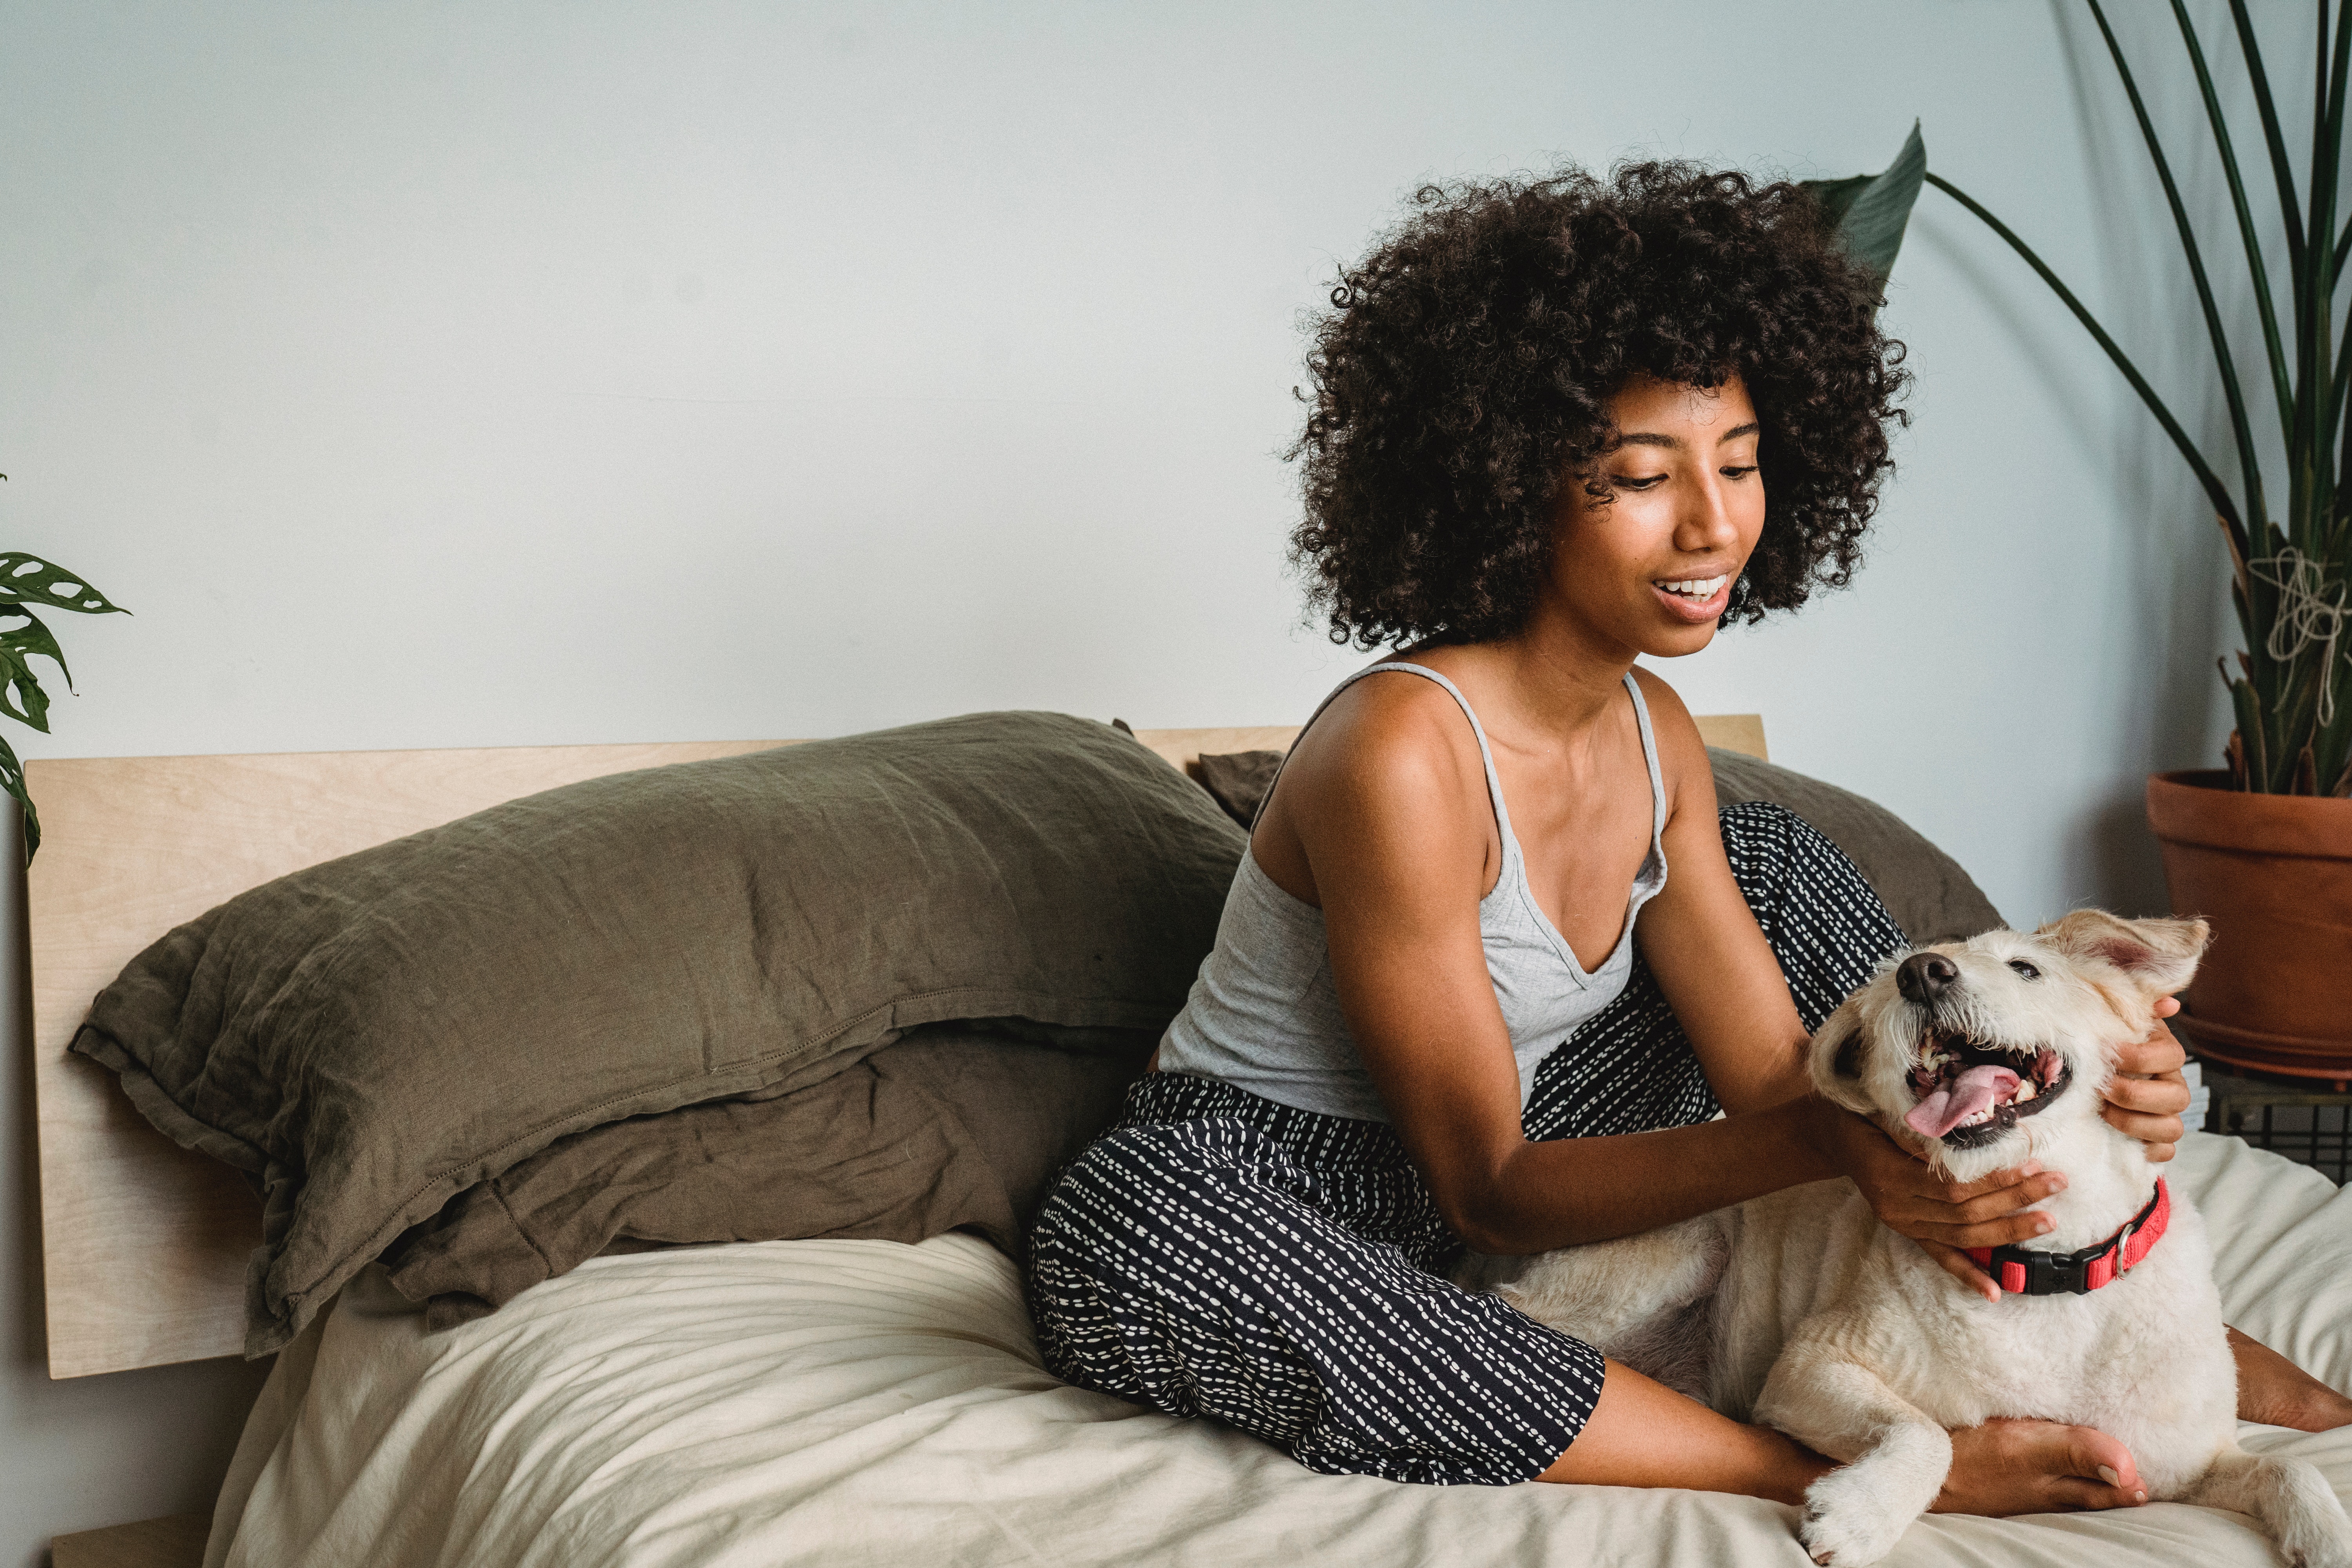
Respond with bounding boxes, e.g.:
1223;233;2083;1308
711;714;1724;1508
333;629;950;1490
1029;164;2346;1509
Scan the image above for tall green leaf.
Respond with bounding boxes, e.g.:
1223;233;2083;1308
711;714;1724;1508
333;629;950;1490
1800;122;1927;291
2174;0;2296;436
2229;0;2308;273
2087;0;2271;543
1923;170;2251;561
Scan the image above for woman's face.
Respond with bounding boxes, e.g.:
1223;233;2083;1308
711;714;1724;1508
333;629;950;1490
1546;372;1765;661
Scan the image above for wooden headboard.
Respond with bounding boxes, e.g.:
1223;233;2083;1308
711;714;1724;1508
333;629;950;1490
29;714;1763;1379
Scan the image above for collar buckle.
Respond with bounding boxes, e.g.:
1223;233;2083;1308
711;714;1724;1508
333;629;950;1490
2022;1247;2091;1296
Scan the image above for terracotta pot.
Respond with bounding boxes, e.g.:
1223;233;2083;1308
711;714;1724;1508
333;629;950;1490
2146;770;2352;1087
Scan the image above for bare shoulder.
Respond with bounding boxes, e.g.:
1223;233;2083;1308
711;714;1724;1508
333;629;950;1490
1254;667;1494;905
1627;666;1719;818
1282;668;1489;825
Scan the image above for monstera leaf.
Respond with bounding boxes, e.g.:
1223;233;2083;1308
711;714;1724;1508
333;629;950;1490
0;607;65;731
0;552;124;615
1800;122;1927;294
0;550;128;860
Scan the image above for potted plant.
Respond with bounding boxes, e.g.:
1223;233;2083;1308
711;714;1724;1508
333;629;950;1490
0;475;129;860
1825;3;2352;1081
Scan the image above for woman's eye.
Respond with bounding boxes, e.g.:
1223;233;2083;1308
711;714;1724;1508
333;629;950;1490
2007;960;2041;980
1612;473;1668;491
1720;465;1759;479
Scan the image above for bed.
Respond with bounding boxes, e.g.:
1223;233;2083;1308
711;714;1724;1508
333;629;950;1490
29;714;2352;1568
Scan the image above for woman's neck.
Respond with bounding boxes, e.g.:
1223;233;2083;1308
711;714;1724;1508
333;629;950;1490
1401;627;1637;747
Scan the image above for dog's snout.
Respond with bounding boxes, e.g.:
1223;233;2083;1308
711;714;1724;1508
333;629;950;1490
1896;952;1960;1005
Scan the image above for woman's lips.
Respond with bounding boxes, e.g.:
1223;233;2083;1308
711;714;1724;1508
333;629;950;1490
1651;580;1730;623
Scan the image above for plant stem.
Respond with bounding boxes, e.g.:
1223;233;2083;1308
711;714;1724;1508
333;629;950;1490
1922;170;2252;570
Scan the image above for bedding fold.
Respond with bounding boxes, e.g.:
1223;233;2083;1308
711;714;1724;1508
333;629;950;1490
210;1133;2352;1568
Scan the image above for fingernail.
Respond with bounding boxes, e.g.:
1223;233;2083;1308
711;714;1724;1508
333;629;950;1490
2048;1175;2067;1192
2098;1466;2120;1487
2136;1491;2147;1503
2037;1217;2054;1234
2021;1161;2044;1176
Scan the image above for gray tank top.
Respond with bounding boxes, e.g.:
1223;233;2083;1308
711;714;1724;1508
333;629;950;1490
1154;662;1668;1123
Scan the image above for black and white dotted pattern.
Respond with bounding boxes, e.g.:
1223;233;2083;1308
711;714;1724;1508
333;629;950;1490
1521;802;1907;1141
1026;802;1908;1486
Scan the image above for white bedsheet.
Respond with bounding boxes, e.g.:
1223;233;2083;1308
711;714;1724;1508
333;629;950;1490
209;1131;2352;1568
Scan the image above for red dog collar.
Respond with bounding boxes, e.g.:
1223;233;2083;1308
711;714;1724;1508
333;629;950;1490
1966;1179;2170;1297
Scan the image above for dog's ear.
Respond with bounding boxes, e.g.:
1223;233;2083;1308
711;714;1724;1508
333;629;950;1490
2038;909;2210;995
1808;1008;1875;1112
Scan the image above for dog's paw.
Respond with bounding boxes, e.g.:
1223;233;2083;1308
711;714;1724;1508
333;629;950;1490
1798;1469;1916;1568
2279;1515;2352;1568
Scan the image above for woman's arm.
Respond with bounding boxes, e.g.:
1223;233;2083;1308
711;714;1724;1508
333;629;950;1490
1268;675;2047;1256
1630;677;2200;1292
1278;677;1829;1250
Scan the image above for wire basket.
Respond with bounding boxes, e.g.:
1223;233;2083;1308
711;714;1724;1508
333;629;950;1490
2198;1061;2352;1185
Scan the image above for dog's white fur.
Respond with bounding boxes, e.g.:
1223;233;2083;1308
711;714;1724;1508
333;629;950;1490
1455;911;2352;1567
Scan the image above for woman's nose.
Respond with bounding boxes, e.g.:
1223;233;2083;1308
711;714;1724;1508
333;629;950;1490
1675;477;1741;551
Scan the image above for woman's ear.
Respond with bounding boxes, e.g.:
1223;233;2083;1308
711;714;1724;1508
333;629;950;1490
1808;1007;1876;1113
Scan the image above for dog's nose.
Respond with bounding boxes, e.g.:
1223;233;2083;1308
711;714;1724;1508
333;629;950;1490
1896;952;1960;1004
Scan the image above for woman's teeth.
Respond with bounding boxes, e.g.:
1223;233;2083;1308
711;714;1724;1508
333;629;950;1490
1657;575;1728;599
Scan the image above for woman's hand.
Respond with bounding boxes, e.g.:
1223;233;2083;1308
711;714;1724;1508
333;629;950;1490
1806;1101;2063;1303
2102;996;2192;1161
1934;1419;2146;1514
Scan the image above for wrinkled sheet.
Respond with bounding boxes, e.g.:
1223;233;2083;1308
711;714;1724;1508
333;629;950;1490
208;1132;2352;1568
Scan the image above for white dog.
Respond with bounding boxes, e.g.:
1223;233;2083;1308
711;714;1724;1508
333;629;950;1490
1457;911;2352;1567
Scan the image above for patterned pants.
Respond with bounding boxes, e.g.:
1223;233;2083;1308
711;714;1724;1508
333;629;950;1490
1025;803;1908;1485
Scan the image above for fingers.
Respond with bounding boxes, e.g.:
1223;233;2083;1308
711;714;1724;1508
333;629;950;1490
1931;1160;2051;1203
1924;1209;2058;1251
1871;1162;2066;1249
2154;995;2181;1018
2112;1023;2187;1078
2102;1073;2191;1116
1936;1172;2067;1225
2100;1101;2185;1154
1921;1240;2000;1304
2102;1054;2190;1159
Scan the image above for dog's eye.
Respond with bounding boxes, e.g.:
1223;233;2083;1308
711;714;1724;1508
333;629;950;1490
2007;960;2042;980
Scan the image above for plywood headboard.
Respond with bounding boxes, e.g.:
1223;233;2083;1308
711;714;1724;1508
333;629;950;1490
29;714;1762;1378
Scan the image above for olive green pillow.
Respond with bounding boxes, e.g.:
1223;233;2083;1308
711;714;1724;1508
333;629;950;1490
1704;747;2004;942
383;1022;1154;1331
71;711;1244;1357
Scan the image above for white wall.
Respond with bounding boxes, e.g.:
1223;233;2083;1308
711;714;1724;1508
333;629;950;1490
0;0;2298;1557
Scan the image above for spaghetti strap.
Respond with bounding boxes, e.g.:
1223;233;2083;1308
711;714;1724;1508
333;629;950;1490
1159;657;1673;1118
1253;663;1518;868
1620;671;1669;848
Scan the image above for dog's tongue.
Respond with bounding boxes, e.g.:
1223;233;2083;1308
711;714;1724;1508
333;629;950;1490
1904;1064;2020;1139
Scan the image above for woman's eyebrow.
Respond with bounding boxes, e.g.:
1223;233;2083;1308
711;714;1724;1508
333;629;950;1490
1611;421;1759;452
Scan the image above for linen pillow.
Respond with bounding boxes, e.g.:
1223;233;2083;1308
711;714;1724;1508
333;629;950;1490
384;1023;1153;1331
1704;747;2005;942
1188;745;2004;942
71;711;1244;1356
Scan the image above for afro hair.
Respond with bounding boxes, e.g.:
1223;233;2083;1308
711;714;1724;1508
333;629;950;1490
1288;161;1910;649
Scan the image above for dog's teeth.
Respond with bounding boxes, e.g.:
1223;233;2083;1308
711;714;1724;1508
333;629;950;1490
2015;1080;2036;1102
